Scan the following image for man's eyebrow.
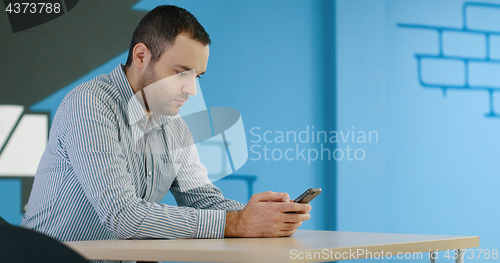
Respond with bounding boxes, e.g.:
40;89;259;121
174;64;206;76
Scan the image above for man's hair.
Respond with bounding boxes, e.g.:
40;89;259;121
125;5;211;67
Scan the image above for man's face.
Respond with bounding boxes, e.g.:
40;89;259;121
137;34;209;116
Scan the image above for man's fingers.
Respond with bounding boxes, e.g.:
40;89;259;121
283;213;310;223
279;229;297;237
281;192;290;202
251;191;289;202
281;222;302;231
279;202;311;213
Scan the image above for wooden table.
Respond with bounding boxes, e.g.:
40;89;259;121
65;230;479;263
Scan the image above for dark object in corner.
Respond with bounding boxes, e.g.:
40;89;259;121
0;216;10;226
0;224;89;263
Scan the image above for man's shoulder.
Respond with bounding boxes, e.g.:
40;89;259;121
51;71;125;132
63;72;121;106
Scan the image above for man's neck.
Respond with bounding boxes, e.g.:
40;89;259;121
123;64;141;94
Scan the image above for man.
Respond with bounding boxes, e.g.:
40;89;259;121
22;5;310;248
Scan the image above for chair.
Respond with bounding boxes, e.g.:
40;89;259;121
0;224;89;263
0;216;10;226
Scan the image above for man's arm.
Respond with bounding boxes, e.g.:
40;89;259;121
168;117;245;211
65;89;224;239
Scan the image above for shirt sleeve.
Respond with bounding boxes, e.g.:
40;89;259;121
64;89;237;239
168;117;245;238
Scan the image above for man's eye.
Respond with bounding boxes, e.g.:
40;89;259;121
178;71;187;76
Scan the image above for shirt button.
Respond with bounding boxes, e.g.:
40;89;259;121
148;170;152;176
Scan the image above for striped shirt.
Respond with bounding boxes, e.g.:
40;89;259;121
21;65;244;261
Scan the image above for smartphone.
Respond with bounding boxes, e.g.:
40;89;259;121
293;188;322;203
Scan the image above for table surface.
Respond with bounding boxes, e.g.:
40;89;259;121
65;230;479;263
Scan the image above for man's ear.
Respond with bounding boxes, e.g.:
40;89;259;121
132;43;151;70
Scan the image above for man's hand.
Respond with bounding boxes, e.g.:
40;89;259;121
224;191;311;238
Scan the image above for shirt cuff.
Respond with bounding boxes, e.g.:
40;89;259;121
194;209;226;239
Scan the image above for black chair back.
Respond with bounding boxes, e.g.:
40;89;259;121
0;224;89;263
0;216;10;226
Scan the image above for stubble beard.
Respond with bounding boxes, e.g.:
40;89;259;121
139;64;180;116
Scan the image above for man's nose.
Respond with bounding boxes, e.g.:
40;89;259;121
182;77;197;96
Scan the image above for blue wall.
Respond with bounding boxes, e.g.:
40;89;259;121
0;180;22;224
337;0;500;261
